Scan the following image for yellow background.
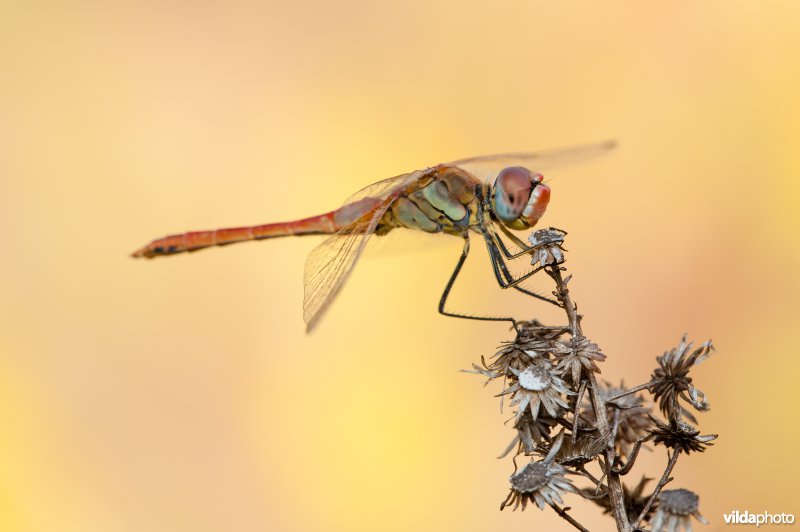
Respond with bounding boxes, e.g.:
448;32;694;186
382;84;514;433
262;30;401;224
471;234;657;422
2;2;799;531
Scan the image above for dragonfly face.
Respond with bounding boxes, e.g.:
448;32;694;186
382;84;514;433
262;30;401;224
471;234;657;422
490;166;551;230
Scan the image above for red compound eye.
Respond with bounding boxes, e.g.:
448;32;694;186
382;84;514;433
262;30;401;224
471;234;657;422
493;167;534;222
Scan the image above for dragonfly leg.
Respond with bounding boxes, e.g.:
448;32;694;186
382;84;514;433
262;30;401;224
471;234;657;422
494;223;530;257
473;189;558;306
494;223;570;261
482;231;516;286
493;223;546;260
482;232;561;307
438;235;519;328
490;226;516;258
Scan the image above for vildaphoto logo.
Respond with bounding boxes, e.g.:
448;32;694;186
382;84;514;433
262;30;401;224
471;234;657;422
723;510;796;526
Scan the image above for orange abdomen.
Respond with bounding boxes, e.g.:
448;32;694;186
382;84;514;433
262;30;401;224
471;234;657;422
131;197;384;259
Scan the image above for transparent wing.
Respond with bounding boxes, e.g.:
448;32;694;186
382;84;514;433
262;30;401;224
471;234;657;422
448;139;616;175
302;140;614;331
302;168;430;332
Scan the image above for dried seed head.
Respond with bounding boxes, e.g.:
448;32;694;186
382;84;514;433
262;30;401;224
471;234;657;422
648;414;717;454
650;335;713;423
510;462;551;493
503;363;574;421
501;461;575;511
552;335;606;385
528;228;567;269
660;489;699;515
515;319;569;342
586;381;651;457
541;433;610;467
478;332;557;378
463;334;554;383
501;410;560;457
650;489;708;531
518;365;551;391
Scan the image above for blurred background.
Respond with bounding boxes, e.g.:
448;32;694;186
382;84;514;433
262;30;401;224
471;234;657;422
1;1;799;531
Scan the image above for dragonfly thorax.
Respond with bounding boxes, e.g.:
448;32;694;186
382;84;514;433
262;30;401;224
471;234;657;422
490;166;551;230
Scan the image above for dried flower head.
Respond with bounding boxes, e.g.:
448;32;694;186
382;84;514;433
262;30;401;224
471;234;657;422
602;382;652;457
528;228;567;269
650;336;713;422
552;335;606;385
514;318;569;340
500;461;575;511
475;331;557;379
501;410;560;456
463;340;546;385
596;476;655;525
648;414;717;454
650;489;708;531
541;433;610;467
501;362;573;421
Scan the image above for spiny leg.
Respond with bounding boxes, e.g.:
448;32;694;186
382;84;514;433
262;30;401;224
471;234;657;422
438;235;518;328
490;225;517;258
493;223;539;260
482;230;515;286
494;223;531;258
494;222;568;261
482;231;561;307
472;189;559;306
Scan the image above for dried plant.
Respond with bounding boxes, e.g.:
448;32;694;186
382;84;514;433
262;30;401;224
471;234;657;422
464;228;717;531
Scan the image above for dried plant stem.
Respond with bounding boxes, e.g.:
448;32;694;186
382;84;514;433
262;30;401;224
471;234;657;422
548;265;632;532
525;325;573;332
549;503;591;532
611;437;649;476
633;449;680;529
548;268;580;336
588;373;632;531
605;382;653;402
572;379;587;443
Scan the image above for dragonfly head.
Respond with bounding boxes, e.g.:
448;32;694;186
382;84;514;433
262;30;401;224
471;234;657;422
490;167;550;230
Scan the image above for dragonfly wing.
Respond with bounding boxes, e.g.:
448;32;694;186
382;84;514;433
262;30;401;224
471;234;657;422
302;169;429;332
448;139;616;172
337;168;432;205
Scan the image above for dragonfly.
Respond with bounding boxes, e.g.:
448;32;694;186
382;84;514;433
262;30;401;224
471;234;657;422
132;141;614;332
